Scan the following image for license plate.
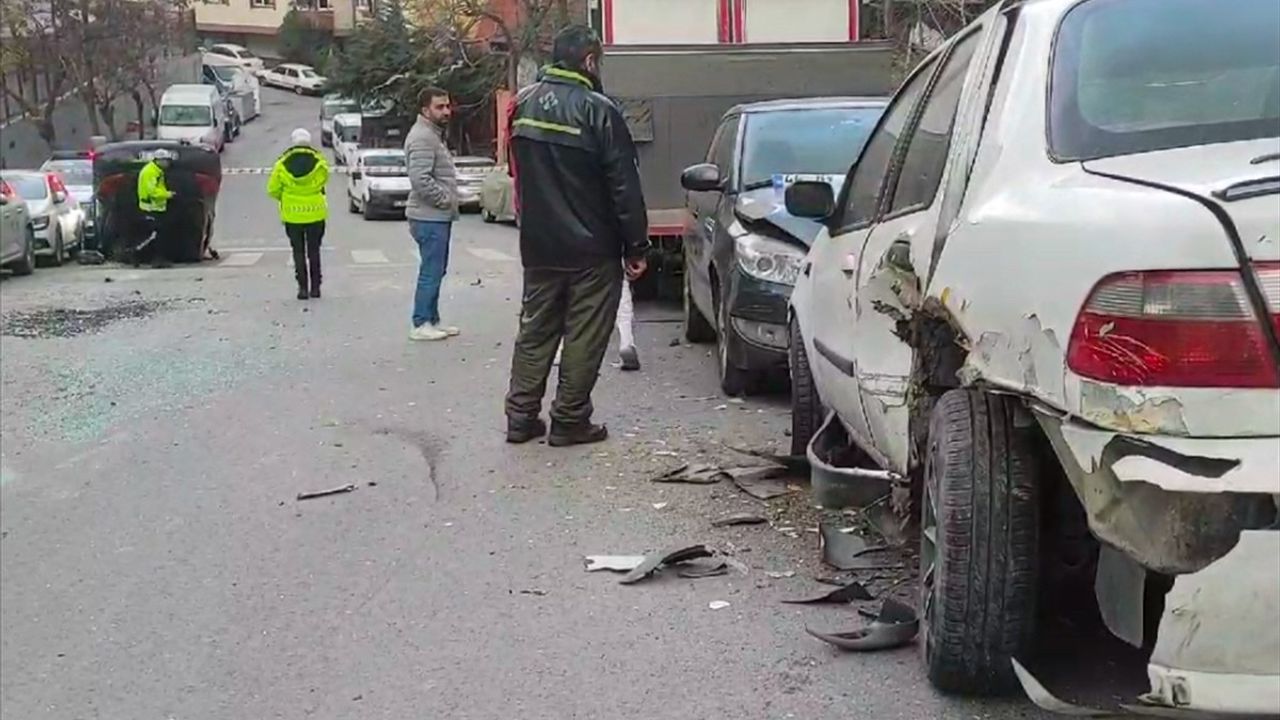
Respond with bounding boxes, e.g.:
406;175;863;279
394;200;407;208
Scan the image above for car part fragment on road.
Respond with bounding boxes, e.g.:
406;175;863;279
723;443;810;475
677;562;729;579
708;600;731;610
1011;659;1116;717
819;522;888;570
711;512;768;527
783;580;874;605
296;483;357;501
618;544;715;585
583;555;647;573
808;415;900;509
651;463;728;484
806;598;919;652
731;466;797;500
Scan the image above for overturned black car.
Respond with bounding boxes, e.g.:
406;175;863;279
93;141;222;263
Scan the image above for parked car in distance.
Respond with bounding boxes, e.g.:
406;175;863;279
454;156;495;212
204;43;264;76
261;64;327;95
156;84;230;153
319;95;359;147
680;98;886;396
480;167;517;224
785;0;1280;712
203;56;261;120
347;149;409;220
331;113;361;166
0;170;85;266
40;151;96;243
0;178;36;275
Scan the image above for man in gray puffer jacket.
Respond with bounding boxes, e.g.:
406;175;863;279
404;86;460;342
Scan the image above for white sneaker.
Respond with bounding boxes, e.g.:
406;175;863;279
409;324;449;342
439;325;461;337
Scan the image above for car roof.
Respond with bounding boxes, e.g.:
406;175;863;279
729;96;890;115
356;148;403;158
210;43;246;52
162;84;218;100
333;112;362;124
45;150;92;161
0;170;45;179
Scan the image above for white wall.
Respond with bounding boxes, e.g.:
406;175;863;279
742;0;851;43
610;0;720;45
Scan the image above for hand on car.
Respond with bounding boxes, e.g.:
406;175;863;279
624;256;648;281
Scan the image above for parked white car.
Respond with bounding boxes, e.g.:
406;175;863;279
785;0;1280;714
156;84;230;152
204;56;261;120
319;95;359;147
261;64;327;96
203;43;264;76
0;178;36;275
347;149;409;220
331;113;361;166
0;170;85;265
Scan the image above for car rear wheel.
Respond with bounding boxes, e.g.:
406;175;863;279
788;318;823;456
715;298;752;397
682;266;715;344
11;227;36;275
50;230;65;266
294;86;304;95
922;389;1041;695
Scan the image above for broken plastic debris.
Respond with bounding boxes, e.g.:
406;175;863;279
651;502;669;510
711;512;768;527
783;580;874;605
519;588;548;597
296;483;356;501
708;600;731;610
1011;659;1115;716
820;522;889;570
677;562;729;579
584;555;647;573
806;598;920;652
651;464;726;485
865;503;909;547
619;544;714;585
731;466;796;500
766;571;797;579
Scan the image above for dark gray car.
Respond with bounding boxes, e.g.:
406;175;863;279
680;97;887;396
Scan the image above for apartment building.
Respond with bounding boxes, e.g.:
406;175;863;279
587;0;862;44
194;0;367;59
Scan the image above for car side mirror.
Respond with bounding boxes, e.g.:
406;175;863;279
681;163;723;193
351;171;362;180
785;181;835;220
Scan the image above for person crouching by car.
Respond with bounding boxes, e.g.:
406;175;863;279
136;148;177;268
268;128;329;300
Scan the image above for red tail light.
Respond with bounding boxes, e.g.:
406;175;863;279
0;179;14;200
98;173;128;199
47;172;67;194
194;172;220;197
1067;266;1280;389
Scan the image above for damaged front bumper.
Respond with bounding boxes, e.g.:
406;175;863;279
1034;411;1280;715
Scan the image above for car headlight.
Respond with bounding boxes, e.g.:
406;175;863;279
734;233;804;286
31;216;49;230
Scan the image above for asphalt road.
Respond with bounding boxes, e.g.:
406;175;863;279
0;89;1080;719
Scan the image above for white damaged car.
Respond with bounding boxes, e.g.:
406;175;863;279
785;0;1280;713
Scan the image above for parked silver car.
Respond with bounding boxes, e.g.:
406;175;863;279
0;170;85;265
40;152;96;243
0;178;36;275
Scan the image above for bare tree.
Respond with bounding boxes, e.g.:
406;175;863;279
0;0;75;143
423;0;567;91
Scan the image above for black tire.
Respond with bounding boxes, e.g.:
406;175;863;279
348;194;359;214
481;208;496;223
788;318;823;456
715;297;751;397
682;266;715;343
11;227;36;275
294;86;303;96
921;389;1040;695
50;230;64;266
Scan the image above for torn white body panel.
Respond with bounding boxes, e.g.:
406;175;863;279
1146;530;1280;714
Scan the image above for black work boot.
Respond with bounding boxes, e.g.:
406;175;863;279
506;416;547;444
547;421;608;447
310;282;321;299
297;284;309;300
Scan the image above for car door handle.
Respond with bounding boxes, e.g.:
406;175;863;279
841;253;857;275
886;237;913;272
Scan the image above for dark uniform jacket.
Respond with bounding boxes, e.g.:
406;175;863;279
510;65;649;269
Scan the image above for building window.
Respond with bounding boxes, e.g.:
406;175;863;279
250;0;274;8
356;0;371;11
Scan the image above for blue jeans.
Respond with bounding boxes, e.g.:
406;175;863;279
410;220;452;328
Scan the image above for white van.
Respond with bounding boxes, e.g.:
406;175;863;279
157;85;228;153
331;113;362;166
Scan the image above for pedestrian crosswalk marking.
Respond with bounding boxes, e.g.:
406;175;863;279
221;252;264;267
224;166;351;176
467;247;515;262
351;249;389;265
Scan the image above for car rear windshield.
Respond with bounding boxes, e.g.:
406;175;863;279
323;100;359;119
160;105;213;127
740;107;881;189
43;161;92;186
211;66;239;82
4;175;48;200
364;154;404;169
1051;0;1280;160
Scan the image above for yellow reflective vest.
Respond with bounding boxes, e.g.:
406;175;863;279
267;146;329;225
137;161;173;213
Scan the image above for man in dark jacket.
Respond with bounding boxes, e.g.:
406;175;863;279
504;24;650;447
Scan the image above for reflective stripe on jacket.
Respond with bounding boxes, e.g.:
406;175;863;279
137;161;173;213
267;146;329;225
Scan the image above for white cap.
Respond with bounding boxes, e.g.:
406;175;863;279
291;128;312;146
